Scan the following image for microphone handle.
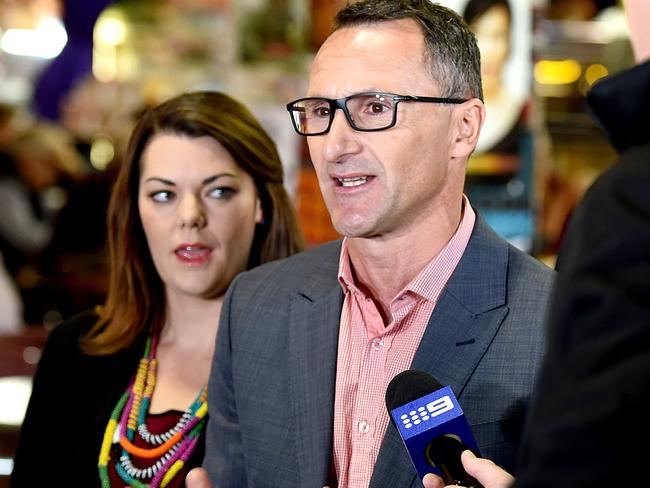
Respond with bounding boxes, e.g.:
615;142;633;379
427;436;485;488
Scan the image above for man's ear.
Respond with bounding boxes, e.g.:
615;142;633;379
449;99;485;159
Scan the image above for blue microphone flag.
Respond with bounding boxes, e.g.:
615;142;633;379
389;385;481;479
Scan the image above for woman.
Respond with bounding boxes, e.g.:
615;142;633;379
10;91;304;487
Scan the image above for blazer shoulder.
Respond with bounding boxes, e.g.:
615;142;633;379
450;216;554;313
505;245;556;318
233;240;342;291
508;244;555;282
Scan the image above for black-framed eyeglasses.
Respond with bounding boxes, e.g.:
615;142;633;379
286;92;467;136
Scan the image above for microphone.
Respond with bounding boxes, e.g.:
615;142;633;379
385;370;484;487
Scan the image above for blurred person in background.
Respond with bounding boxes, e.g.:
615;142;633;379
424;0;650;486
0;103;16;146
10;91;304;488
547;0;617;20
0;105;24;332
0;123;86;323
49;76;146;323
0;250;23;332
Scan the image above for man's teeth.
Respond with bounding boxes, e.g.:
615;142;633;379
338;176;368;187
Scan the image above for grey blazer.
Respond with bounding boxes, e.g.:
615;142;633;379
204;217;555;488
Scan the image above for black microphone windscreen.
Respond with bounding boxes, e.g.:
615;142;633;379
385;370;443;413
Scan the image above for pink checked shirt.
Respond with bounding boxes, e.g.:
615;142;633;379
332;198;476;488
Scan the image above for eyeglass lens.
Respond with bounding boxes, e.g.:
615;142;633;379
291;93;396;134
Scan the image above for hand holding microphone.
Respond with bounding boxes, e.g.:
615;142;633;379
422;450;514;488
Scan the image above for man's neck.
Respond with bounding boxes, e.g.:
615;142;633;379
346;201;463;314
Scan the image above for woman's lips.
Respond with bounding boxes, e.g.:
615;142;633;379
174;245;213;265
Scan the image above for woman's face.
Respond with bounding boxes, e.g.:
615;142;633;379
471;4;511;96
138;133;263;302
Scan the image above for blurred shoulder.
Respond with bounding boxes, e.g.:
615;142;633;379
45;310;99;351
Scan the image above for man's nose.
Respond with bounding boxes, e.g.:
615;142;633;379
320;108;362;163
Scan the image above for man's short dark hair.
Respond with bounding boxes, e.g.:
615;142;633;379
335;0;484;102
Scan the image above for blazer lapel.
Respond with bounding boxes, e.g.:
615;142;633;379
288;242;344;486
370;217;510;488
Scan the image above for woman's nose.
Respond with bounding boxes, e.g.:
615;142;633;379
178;194;206;228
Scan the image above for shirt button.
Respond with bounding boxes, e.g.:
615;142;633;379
358;420;370;434
371;338;384;350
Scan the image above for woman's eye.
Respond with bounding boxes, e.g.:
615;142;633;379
149;190;174;202
209;187;235;199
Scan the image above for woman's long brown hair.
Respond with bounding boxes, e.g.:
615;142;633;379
82;91;304;355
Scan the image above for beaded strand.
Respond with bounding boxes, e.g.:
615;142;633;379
98;390;130;488
138;410;193;445
97;334;207;488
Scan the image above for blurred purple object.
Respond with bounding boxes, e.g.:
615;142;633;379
33;0;113;121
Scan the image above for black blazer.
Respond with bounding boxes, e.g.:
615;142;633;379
514;61;650;487
10;312;204;487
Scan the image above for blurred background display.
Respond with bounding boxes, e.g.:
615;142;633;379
0;0;639;482
443;0;537;253
0;0;635;322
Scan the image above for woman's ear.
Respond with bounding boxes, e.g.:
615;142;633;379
450;99;485;159
255;197;264;225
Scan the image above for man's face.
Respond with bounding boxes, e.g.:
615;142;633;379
306;19;461;240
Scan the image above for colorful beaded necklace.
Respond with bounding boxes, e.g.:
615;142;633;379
98;334;208;488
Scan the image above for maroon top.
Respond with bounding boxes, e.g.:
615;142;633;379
107;410;205;488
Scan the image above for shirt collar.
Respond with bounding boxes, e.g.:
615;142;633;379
337;195;476;303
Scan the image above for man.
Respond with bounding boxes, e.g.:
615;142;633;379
426;1;650;487
194;1;554;487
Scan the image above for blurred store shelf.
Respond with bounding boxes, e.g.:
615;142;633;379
532;16;631;254
535;17;633;145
